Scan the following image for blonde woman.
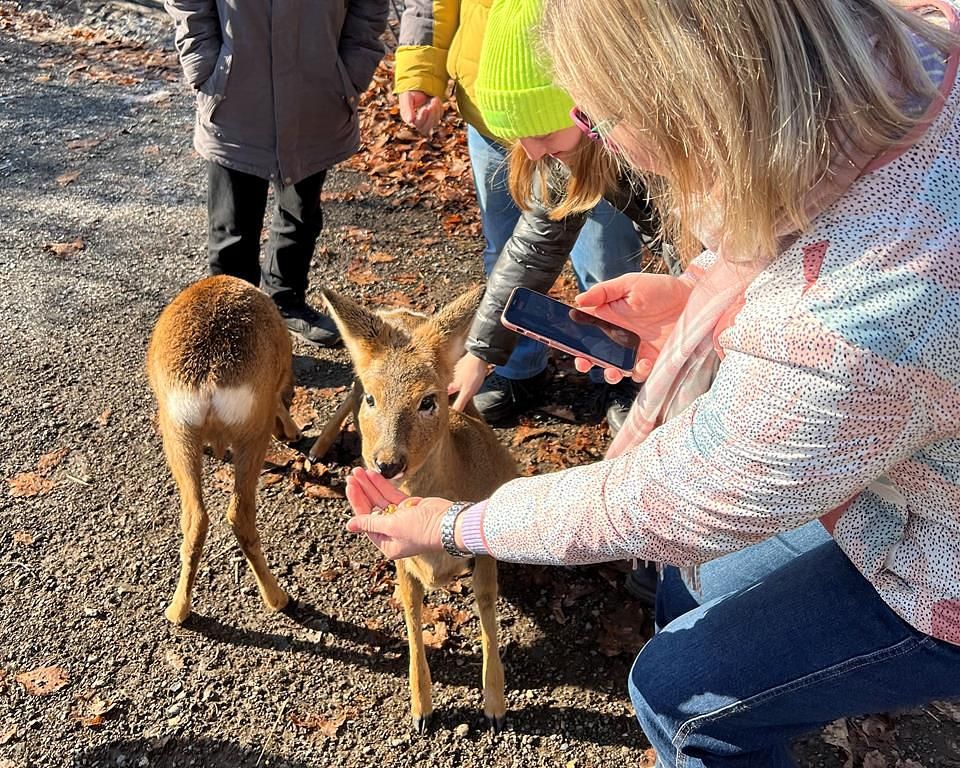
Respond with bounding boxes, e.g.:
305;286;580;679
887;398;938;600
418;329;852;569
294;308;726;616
346;0;960;764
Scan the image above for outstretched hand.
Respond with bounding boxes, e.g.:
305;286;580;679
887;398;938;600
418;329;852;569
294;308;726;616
447;352;489;412
345;468;452;560
574;272;693;383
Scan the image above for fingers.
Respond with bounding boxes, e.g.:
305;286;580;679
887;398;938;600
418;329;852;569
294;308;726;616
574;356;593;374
347;467;408;513
451;390;470;412
575;273;636;308
603;368;624;385
345;476;374;516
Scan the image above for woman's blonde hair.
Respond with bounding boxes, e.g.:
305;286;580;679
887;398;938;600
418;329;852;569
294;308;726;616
540;0;958;263
507;135;620;220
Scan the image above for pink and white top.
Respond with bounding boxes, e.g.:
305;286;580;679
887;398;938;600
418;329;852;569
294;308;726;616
461;2;960;646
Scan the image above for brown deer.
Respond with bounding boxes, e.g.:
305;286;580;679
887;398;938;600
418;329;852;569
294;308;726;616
320;286;517;732
147;275;301;625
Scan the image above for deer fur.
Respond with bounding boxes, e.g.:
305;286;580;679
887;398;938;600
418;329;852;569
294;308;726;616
321;286;517;732
147;275;301;625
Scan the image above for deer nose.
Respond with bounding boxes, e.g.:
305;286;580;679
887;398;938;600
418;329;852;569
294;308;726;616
375;459;407;479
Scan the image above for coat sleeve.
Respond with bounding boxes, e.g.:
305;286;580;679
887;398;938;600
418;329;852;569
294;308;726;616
163;0;221;89
394;0;460;97
466;203;587;366
339;0;389;94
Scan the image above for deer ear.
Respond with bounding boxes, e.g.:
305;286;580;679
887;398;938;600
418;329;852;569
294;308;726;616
425;284;484;370
320;287;389;370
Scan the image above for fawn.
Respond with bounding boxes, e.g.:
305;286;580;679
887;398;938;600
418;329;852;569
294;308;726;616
321;286;517;732
147;275;301;625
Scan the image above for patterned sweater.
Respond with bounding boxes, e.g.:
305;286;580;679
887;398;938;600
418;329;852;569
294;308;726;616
466;4;960;645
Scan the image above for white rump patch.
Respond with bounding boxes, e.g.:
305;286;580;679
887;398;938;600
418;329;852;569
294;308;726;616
211;385;255;425
164;389;209;427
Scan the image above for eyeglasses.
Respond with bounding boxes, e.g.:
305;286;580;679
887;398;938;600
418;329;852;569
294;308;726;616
570;106;619;150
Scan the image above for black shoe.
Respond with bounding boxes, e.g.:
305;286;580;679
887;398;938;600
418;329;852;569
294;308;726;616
275;298;341;347
473;370;549;423
624;562;658;609
600;378;639;437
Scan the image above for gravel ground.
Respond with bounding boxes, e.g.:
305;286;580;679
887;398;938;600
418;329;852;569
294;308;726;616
1;3;958;768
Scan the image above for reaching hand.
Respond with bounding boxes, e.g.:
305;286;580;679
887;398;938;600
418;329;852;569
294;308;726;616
345;467;451;559
574;273;693;384
448;352;489;412
398;90;444;136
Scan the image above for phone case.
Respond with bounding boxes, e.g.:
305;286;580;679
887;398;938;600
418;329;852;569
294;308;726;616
500;316;637;375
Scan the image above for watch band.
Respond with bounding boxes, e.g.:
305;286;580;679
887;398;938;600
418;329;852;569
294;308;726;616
440;501;473;557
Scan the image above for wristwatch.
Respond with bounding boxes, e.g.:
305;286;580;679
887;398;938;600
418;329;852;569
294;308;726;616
440;501;473;558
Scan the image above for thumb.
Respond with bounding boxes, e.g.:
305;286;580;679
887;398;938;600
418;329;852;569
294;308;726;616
576;274;632;308
346;514;389;535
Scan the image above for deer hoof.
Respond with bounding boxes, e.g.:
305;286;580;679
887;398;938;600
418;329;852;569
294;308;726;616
164;602;190;625
486;713;507;734
411;712;433;734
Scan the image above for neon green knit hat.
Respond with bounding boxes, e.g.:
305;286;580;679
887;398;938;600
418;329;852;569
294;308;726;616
474;0;575;141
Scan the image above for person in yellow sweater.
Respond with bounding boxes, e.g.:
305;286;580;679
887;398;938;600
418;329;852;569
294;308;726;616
394;0;646;424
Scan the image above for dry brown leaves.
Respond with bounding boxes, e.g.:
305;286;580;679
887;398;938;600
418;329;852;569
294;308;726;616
639;748;658;768
289;706;358;738
15;665;69;696
0;4;177;88
43;238;85;260
821;715;908;768
55;170;80;186
12;531;34;546
7;447;69;497
70;691;117;727
343;55;480;236
420;603;473;650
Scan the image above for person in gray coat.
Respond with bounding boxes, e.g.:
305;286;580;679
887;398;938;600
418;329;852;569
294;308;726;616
164;0;388;345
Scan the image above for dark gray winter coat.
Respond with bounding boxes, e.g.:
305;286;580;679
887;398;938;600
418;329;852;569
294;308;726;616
466;179;679;366
165;0;387;184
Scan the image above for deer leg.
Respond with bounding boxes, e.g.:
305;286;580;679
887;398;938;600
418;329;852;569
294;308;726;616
473;555;506;732
396;560;433;732
274;397;301;441
227;437;288;612
162;422;209;625
309;380;362;460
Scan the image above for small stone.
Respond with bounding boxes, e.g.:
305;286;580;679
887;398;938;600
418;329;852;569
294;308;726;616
165;703;182;718
83;606;100;618
566;761;577;768
454;723;469;738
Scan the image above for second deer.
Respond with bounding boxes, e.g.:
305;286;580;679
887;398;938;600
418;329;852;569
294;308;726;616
321;286;517;732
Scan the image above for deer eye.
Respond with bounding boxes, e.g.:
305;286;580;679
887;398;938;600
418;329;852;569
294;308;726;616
364;393;376;408
418;394;437;413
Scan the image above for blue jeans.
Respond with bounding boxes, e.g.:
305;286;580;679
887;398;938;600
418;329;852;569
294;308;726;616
630;523;960;767
467;125;642;381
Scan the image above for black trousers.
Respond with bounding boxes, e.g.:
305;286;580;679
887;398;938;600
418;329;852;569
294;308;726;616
206;161;327;304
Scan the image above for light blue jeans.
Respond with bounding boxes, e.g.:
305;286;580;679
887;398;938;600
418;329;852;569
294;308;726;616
632;522;960;767
467;125;642;381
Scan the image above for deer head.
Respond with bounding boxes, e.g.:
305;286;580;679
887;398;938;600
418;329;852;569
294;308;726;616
321;286;483;482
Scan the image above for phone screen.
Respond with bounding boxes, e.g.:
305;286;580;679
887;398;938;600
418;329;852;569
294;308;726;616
501;287;640;371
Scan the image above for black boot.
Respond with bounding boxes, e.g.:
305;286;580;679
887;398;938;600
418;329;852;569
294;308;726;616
624;562;658;610
473;369;550;422
274;296;340;347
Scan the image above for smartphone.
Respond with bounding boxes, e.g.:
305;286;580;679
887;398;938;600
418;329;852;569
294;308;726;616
501;287;640;373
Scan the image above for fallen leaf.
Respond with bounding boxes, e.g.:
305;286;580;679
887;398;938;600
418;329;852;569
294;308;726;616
34;73;52;83
55;170;80;186
12;531;33;546
319;567;342;582
7;472;55;497
368;250;396;264
164;649;184;672
70;691;116;727
422;620;448;649
822;719;854;768
639;748;658;768
43;238;85;259
212;465;234;493
66;137;101;151
15;665;69;696
346;259;378;286
290;707;357;737
36;447;69;473
512;424;555;446
302;483;345;499
376;291;413;309
143;144;161;155
0;725;17;746
259;473;284;488
96;408;112;427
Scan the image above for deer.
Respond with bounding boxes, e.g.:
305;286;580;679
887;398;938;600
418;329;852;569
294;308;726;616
319;285;517;733
146;274;301;625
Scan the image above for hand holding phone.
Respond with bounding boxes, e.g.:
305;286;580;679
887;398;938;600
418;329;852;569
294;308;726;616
501;287;641;374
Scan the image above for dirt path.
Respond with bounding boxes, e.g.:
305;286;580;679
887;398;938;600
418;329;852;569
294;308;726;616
0;4;957;767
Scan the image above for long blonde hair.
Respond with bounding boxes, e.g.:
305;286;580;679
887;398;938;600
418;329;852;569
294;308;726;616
507;134;620;220
540;0;958;262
